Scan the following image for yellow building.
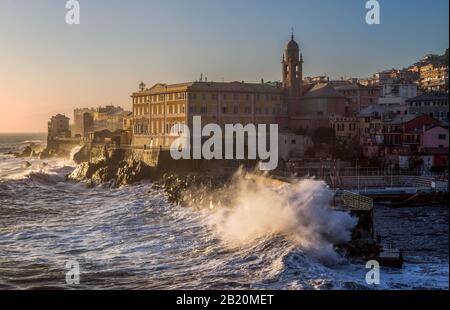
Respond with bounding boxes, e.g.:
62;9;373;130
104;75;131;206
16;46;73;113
131;81;286;148
329;115;360;141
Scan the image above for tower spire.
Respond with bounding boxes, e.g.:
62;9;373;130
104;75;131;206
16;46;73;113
291;27;294;40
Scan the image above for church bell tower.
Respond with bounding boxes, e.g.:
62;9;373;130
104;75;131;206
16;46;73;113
282;31;303;113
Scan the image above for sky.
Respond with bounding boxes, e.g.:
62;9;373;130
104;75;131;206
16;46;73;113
0;0;448;133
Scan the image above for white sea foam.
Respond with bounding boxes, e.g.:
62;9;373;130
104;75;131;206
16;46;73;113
207;171;357;263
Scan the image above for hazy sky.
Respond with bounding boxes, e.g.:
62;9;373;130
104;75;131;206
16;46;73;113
0;0;448;133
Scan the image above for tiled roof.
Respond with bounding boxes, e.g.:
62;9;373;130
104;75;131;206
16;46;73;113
188;81;282;93
303;83;345;99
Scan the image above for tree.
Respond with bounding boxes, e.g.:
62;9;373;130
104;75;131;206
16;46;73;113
312;127;336;145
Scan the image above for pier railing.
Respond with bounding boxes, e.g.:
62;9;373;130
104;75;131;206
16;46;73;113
334;190;374;211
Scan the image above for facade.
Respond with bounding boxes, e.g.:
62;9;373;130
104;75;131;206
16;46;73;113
131;81;286;148
421;126;449;150
332;79;379;114
358;105;389;158
74;105;131;137
73;108;95;136
296;83;348;129
420;64;449;91
407;92;449;122
381;83;417;100
48;114;71;140
329;115;359;141
278;133;313;160
402;115;442;153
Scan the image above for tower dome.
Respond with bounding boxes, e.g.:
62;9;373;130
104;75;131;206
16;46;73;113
285;32;299;52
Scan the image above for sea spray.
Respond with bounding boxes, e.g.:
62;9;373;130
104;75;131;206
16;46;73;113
206;172;358;263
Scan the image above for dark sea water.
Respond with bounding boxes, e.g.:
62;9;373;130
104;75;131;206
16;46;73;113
0;134;448;290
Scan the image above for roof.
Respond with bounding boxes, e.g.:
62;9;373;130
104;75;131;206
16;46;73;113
423;125;449;133
406;91;449;102
188;81;283;93
359;104;387;117
384;114;416;125
52;114;70;120
332;82;369;91
303;83;346;99
134;81;283;95
286;38;299;51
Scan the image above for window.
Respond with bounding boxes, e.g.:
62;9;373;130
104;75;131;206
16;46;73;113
438;134;446;140
245;104;251;114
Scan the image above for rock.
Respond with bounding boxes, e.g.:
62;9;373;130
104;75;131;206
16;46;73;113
116;160;155;186
16;146;33;158
21;161;32;169
72;145;89;164
91;166;114;184
67;161;107;182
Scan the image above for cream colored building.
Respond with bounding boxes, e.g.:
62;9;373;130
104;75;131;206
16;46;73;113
329;115;360;141
131;81;286;148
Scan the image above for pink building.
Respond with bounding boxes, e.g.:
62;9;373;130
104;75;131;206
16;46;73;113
421;126;449;149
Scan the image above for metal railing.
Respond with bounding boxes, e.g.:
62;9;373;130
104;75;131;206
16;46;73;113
335;190;374;211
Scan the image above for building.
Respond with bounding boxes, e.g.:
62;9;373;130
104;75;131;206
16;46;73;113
331;79;379;114
73;108;95;136
358;105;386;158
48;114;71;140
278;132;313;160
130;33;351;149
420;64;449;91
73;105;132;137
295;83;348;129
131;81;286;148
421;125;449;150
381;83;417;100
402;114;442;153
329;115;359;141
406;92;449;122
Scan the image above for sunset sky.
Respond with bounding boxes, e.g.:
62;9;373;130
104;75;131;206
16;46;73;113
0;0;448;133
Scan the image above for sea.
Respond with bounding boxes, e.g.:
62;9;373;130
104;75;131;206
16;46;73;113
0;133;448;290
